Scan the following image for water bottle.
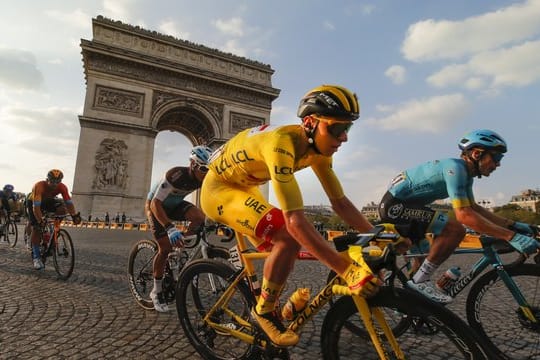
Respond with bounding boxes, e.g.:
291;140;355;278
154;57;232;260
168;249;181;280
281;288;310;321
42;227;51;245
436;266;461;294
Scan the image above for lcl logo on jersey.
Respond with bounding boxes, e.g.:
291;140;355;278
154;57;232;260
274;166;293;175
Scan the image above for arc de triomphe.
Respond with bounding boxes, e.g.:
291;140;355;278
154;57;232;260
72;16;280;220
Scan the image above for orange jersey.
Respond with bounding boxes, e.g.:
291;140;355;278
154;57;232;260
29;181;72;206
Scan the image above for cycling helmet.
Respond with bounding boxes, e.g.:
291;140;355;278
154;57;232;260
458;129;507;153
297;85;360;121
3;184;14;192
47;169;64;183
190;146;212;166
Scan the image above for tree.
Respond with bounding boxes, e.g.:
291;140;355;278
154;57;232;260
493;204;540;225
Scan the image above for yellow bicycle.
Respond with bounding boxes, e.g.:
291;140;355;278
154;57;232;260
175;224;491;359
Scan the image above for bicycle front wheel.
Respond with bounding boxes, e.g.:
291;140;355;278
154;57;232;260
127;239;157;310
466;263;540;359
175;259;257;360
53;229;74;280
321;286;490;360
6;220;18;248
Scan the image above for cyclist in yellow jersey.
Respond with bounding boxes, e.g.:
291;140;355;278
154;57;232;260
201;85;379;347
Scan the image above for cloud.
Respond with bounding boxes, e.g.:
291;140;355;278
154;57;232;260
102;0;134;23
364;93;469;133
0;48;44;90
220;39;247;57
158;20;191;40
323;21;335;31
385;65;406;84
402;0;540;62
45;8;92;29
213;17;245;37
2;105;80;146
427;40;540;89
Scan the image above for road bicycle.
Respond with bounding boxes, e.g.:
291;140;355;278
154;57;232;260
36;213;75;280
0;211;19;248
347;231;540;360
175;224;491;359
127;221;234;310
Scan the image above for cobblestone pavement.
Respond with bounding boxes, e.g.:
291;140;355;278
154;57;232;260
0;226;528;359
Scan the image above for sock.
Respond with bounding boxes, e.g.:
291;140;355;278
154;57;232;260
32;245;40;259
255;278;284;314
412;259;439;284
153;277;163;293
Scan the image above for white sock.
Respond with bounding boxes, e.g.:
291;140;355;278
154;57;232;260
153;277;163;293
412;259;439;284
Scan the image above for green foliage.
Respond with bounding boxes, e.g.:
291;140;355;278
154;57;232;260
493;204;540;225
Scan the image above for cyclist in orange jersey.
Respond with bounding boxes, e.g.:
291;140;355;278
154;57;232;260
26;169;81;270
200;85;379;347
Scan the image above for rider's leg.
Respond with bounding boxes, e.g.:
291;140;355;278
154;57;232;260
256;228;301;314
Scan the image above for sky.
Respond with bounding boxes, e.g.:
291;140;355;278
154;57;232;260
1;0;540;210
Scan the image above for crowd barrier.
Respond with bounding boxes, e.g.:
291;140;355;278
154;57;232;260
52;223;486;248
61;221;189;232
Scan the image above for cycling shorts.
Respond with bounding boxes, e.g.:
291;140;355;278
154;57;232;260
147;200;194;239
200;170;285;251
26;198;65;226
378;191;448;242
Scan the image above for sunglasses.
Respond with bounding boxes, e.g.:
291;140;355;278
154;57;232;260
489;151;504;163
312;116;353;138
197;164;209;173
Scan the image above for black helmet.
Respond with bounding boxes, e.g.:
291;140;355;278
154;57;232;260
47;169;64;184
297;85;360;121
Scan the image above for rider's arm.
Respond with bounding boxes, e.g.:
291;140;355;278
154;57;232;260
331;195;373;233
283;209;350;275
454;206;514;241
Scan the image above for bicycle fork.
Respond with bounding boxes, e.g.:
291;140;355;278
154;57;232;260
353;296;405;360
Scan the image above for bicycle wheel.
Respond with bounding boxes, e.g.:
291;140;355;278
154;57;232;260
127;239;157;310
326;270;412;337
321;286;490;360
6;220;18;248
175;259;258;360
466;263;540;359
53;229;74;280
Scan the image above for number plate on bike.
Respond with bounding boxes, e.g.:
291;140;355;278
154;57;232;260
228;245;242;269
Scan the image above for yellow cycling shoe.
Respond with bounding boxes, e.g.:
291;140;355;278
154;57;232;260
251;308;299;347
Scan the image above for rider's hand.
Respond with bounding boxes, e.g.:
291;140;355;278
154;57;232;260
340;262;380;297
509;233;539;255
165;224;184;246
71;212;82;225
509;221;537;237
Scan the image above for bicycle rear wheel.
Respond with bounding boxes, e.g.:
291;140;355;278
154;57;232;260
175;259;257;360
53;229;74;280
466;263;540;359
127;239;157;310
321;286;490;360
6;220;18;248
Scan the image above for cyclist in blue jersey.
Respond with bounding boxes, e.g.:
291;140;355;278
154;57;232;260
378;129;539;303
145;145;212;312
0;184;17;235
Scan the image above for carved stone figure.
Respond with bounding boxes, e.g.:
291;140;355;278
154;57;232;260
92;138;129;190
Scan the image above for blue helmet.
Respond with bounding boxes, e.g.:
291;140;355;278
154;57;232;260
190;145;212;166
458;129;507;153
3;184;14;192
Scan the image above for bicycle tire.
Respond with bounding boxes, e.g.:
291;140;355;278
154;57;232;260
53;229;75;280
326;270;412;337
466;263;540;359
320;286;491;360
6;220;18;248
127;239;157;310
175;259;258;360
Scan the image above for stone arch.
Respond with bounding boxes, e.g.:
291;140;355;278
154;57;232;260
151;98;221;145
72;16;280;220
